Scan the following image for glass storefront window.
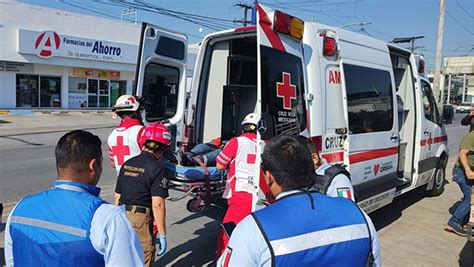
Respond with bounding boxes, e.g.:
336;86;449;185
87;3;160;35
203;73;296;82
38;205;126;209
16;74;39;108
40;76;61;107
110;80;127;107
68;77;87;108
68;77;87;94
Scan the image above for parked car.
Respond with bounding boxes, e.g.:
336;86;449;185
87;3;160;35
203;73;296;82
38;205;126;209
455;103;474;113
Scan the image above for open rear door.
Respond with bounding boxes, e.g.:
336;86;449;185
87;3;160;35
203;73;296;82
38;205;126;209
135;23;187;129
253;4;308;210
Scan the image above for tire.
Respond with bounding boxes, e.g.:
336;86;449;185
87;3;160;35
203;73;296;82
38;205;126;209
426;160;446;196
186;199;201;213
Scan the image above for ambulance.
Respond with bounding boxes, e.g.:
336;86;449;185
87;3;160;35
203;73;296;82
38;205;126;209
134;4;448;213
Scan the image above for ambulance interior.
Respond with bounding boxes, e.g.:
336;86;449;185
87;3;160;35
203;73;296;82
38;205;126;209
194;35;257;144
390;48;417;186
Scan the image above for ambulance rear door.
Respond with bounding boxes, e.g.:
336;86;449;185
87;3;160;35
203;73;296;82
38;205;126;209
338;38;400;210
134;23;188;148
253;4;308;210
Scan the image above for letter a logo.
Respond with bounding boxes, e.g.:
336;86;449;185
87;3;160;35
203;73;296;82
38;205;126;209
34;31;61;58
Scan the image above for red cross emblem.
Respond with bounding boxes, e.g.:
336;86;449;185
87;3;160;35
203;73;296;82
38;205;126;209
427;132;433;150
276;72;296;110
127;97;135;104
112;136;130;165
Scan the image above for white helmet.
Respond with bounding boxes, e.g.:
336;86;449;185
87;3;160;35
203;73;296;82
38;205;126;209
112;95;140;112
241;113;258;126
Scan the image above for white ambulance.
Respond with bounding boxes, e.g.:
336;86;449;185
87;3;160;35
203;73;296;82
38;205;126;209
134;4;448;213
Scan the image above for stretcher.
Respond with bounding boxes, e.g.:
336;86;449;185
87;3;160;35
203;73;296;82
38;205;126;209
163;161;226;213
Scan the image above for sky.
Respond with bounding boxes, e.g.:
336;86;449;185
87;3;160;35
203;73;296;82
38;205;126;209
19;0;474;72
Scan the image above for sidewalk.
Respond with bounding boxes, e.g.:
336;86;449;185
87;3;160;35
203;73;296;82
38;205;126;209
0;111;117;136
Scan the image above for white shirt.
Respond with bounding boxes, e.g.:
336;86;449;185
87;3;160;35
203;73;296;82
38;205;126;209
4;204;144;266
316;159;355;201
218;190;381;267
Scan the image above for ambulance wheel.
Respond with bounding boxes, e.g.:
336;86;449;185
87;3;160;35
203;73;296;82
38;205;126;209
426;162;446;196
186;199;200;213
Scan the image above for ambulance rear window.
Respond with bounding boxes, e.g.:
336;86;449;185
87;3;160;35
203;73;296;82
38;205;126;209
260;46;306;136
141;63;180;122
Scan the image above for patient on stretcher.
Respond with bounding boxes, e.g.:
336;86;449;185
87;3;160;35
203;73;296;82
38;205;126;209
180;137;226;166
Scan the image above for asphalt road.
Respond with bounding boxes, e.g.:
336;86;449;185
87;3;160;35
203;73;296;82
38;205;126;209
0;113;472;266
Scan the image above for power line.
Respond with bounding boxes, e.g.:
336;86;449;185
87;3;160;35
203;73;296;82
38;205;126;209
435;0;474;35
61;0;205;39
456;0;474;18
98;0;235;31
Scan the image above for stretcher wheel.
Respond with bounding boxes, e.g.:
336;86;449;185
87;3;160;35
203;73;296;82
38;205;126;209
186;198;202;213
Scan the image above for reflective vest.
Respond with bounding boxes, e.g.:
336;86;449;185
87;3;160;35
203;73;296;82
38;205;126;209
10;181;106;267
253;191;371;267
313;164;351;195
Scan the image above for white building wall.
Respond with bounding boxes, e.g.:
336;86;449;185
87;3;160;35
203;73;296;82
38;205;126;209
0;2;140;109
0;71;16;108
0;1;140;71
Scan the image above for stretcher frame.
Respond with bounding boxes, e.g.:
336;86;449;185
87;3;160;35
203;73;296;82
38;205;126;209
165;163;226;213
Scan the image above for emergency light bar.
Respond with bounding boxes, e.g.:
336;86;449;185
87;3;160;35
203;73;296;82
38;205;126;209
273;11;304;40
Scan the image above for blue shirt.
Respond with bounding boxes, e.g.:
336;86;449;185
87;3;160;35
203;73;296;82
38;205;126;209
218;190;381;266
4;181;144;266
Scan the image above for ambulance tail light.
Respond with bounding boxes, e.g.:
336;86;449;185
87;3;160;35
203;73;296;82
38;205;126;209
418;57;425;74
323;31;337;56
273;11;304;40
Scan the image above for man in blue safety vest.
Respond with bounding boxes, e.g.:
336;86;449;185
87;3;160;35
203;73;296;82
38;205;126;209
218;136;381;266
4;130;144;266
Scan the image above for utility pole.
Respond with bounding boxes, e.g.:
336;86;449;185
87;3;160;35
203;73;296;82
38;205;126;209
433;0;445;104
234;2;252;26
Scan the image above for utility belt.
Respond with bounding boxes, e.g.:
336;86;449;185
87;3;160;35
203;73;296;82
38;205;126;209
121;203;151;216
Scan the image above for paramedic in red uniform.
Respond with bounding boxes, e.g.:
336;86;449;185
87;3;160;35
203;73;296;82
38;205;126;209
215;113;260;257
108;95;145;174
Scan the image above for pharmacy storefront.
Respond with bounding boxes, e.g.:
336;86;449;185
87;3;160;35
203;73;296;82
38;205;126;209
1;27;139;109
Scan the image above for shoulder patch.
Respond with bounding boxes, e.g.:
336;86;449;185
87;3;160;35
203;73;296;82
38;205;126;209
336;187;352;199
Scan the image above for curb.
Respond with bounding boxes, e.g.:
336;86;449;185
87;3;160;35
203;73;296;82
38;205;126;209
0;110;9;115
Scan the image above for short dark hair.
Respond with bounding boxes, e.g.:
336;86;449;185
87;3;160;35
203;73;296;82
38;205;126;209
242;123;257;134
117;111;140;120
294;135;318;154
55;130;102;173
143;140;168;152
261;136;315;191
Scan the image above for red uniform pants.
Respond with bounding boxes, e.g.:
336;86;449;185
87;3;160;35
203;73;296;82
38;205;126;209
215;192;252;258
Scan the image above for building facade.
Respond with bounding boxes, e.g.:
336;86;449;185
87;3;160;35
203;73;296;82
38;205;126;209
441;56;474;104
0;2;140;109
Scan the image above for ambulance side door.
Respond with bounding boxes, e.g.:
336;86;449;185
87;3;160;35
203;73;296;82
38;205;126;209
253;4;308;210
417;78;443;183
134;23;188;142
340;60;400;203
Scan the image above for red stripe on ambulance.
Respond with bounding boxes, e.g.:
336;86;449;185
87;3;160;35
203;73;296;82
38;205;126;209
349;146;399;164
257;5;286;52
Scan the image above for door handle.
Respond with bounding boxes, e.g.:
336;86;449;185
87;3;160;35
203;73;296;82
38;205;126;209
424;129;429;136
390;134;398;142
